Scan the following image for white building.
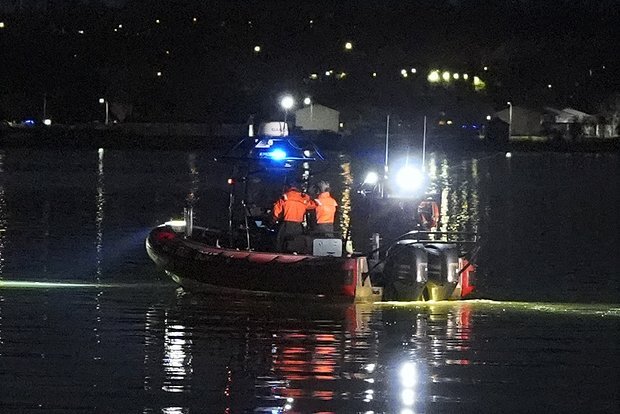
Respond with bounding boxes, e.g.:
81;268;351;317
294;104;340;133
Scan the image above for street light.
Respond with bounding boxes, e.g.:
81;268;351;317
507;101;513;140
280;95;295;125
303;97;314;124
99;98;109;125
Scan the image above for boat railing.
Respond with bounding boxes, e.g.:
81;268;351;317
362;229;480;261
394;230;480;244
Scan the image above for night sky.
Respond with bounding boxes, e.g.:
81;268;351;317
0;0;618;126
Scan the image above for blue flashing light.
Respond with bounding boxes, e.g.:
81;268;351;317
268;148;287;160
461;124;467;129
23;119;36;126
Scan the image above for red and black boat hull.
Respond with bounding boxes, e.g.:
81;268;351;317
146;225;378;301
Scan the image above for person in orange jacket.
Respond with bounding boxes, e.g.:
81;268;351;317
272;181;311;252
309;180;338;236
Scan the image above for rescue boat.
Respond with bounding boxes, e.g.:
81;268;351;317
145;122;479;302
145;202;477;302
146;222;381;302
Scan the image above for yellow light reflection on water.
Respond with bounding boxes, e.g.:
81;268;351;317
339;160;353;249
375;299;620;317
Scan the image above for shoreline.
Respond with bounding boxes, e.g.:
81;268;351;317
1;125;618;154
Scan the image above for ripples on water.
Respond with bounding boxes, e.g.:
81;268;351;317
0;287;618;413
0;148;618;413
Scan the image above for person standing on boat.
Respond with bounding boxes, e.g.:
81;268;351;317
309;180;338;236
272;181;311;252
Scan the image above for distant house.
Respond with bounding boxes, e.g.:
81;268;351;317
545;107;592;124
544;107;618;140
489;105;618;142
294;104;340;133
544;107;593;141
494;106;544;140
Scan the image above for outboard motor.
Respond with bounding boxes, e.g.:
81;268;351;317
424;244;459;300
383;241;428;301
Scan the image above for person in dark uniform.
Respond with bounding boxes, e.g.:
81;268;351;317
272;181;311;252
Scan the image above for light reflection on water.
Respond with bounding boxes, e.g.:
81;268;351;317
0;148;617;412
0;285;618;412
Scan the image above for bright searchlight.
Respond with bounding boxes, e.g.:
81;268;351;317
395;166;425;192
364;171;380;185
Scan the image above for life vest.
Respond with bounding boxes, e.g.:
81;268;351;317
311;192;338;224
272;189;310;223
417;199;439;229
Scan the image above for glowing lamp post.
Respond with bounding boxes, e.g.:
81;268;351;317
99;98;109;126
280;95;295;125
303;97;313;123
507;101;513;140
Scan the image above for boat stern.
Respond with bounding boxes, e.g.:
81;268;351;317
342;256;383;302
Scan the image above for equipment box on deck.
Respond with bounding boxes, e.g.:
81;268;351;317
312;238;342;257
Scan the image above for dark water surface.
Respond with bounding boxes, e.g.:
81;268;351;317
0;148;618;413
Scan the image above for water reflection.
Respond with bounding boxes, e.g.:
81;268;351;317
264;302;474;412
338;158;353;244
138;295;476;413
425;153;481;233
95;148;105;282
0;151;4;352
162;315;193;393
143;299;194;395
187;153;199;222
0;150;6;279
